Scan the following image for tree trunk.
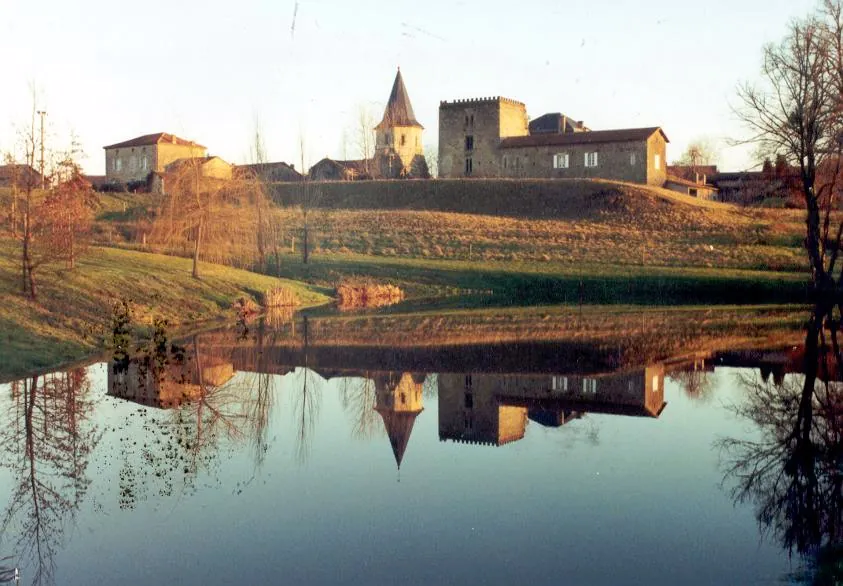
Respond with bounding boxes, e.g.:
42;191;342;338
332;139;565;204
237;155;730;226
192;220;203;279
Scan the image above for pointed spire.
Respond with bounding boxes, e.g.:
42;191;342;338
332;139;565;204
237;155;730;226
375;408;422;468
376;68;424;130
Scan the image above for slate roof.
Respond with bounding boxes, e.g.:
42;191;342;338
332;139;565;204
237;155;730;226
376;68;423;130
104;132;206;150
529;113;589;135
499;127;668;149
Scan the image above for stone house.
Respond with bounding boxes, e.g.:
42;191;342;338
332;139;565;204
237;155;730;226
149;156;233;194
438;96;668;186
103;132;207;187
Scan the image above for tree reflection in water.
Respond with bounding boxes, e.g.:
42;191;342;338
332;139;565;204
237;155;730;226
720;306;843;584
0;369;100;586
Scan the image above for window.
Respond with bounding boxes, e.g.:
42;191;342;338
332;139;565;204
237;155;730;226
465;136;474;151
652;375;660;392
465;114;469;126
582;378;597;393
654;153;661;170
503;156;507;169
553;153;569;169
142;156;148;171
386;133;391;145
400;134;406;146
465;157;473;175
465;374;473;389
464;392;473;409
630;152;637;166
116;158;122;171
585;152;599;168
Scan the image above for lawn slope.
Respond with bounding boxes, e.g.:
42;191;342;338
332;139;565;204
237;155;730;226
0;242;329;381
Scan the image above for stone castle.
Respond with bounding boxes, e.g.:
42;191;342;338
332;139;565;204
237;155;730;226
438;96;668;185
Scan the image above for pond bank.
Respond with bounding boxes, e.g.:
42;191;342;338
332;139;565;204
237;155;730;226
0;242;330;381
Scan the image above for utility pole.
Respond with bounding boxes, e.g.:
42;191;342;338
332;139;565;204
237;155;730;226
36;110;47;189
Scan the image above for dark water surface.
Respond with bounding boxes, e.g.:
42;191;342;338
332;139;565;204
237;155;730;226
0;307;835;585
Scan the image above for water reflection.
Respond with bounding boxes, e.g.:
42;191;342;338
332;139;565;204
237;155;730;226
0;370;99;586
720;306;843;584
0;307;829;585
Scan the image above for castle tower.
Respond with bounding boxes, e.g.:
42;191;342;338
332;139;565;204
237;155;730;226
375;68;426;176
373;372;425;469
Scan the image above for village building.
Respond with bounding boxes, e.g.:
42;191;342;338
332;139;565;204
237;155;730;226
308;69;429;181
665;164;719;200
438;96;668;186
103;132;208;187
234;161;303;182
438;365;666;447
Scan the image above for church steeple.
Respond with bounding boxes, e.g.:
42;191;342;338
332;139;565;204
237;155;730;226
373;372;425;469
374;69;427;177
376;68;423;130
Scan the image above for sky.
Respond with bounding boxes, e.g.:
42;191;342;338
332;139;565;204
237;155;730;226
0;0;823;175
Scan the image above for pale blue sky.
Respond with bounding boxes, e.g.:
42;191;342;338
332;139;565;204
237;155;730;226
0;0;820;174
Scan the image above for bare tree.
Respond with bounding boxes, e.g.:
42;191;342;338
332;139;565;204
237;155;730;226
736;5;843;293
147;160;266;277
673;138;718;170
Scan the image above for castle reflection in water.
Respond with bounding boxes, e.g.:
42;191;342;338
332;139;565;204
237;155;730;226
106;331;672;468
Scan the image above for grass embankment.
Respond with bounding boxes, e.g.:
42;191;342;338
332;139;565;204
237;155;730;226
94;181;812;277
0;240;329;381
266;251;810;307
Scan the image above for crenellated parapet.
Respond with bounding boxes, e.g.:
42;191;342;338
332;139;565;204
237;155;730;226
440;96;525;108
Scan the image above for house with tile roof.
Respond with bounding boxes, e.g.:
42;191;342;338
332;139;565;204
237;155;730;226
438;96;668;185
103;132;208;187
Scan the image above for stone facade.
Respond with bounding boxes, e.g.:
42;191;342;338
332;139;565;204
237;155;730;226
438;97;528;179
438;365;666;447
438;96;668;186
103;133;207;185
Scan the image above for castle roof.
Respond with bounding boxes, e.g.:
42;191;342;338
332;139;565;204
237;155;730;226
529;113;589;135
375;406;423;468
376;68;423;130
104;132;206;150
499;127;668;149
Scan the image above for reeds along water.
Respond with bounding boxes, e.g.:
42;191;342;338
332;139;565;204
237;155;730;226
336;282;404;310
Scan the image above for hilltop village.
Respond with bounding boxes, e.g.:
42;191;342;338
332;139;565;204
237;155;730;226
0;68;801;204
0;68;744;201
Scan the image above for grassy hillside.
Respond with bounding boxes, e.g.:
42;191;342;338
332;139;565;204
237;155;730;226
0;240;330;381
94;180;810;274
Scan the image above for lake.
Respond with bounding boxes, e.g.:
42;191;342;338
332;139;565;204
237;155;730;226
0;306;837;585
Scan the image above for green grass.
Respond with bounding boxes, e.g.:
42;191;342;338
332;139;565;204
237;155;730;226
269;250;811;307
0;240;330;381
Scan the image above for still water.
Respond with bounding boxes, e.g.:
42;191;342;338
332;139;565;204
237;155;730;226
0;308;835;585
